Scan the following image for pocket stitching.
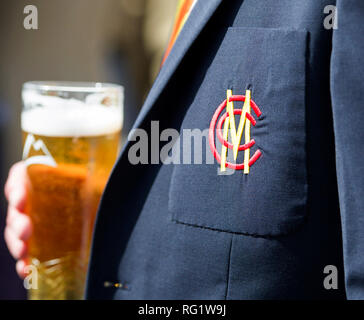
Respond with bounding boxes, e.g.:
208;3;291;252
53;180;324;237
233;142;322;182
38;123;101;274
169;27;309;237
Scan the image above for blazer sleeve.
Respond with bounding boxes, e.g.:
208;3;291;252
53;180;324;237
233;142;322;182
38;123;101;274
330;0;364;299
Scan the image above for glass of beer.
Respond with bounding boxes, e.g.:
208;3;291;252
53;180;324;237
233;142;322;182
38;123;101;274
21;81;123;300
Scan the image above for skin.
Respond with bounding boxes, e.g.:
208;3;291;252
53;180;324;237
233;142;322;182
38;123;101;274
3;161;32;279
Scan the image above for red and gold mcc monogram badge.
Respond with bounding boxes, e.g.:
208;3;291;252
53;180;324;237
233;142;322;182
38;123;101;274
209;89;262;174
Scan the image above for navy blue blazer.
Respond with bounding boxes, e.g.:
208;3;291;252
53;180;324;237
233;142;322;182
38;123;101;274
86;0;364;299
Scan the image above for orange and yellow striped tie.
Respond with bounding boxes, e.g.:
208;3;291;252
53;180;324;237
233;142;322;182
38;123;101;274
161;0;196;66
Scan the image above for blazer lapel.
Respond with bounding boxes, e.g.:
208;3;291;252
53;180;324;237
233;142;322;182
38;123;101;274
125;0;224;144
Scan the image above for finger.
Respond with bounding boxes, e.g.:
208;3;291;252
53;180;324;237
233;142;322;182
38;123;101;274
4;227;28;260
16;259;28;279
4;162;26;198
4;162;27;211
6;207;32;241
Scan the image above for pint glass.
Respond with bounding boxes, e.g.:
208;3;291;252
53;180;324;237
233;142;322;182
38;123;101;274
21;82;123;300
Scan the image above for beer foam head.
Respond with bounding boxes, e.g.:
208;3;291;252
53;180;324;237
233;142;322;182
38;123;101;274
21;94;123;137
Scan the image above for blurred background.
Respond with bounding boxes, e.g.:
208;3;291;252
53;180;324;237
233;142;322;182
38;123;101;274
0;0;178;299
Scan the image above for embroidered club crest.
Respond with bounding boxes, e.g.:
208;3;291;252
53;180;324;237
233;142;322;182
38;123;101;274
209;89;262;174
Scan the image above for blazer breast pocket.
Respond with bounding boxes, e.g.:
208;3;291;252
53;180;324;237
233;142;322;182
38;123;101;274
168;27;309;237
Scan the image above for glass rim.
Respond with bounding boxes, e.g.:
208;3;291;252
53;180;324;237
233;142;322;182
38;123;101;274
23;81;124;93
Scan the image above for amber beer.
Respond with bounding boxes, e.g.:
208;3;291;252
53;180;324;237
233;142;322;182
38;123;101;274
21;82;123;300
